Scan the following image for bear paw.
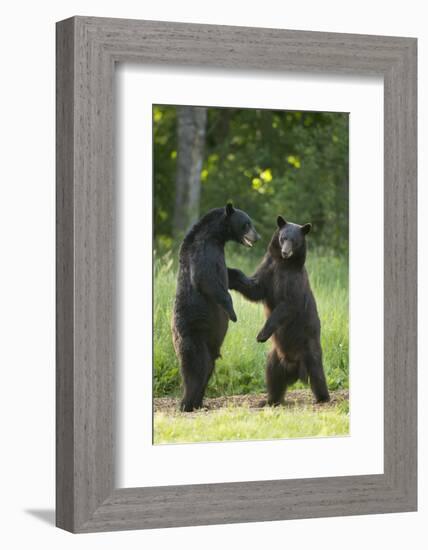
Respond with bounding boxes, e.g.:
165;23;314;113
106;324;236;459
256;330;269;342
229;309;238;323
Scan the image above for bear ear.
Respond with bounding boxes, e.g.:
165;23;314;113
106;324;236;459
277;216;287;228
226;202;235;217
301;223;312;235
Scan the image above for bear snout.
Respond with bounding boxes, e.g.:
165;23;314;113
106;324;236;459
281;244;293;259
242;228;260;248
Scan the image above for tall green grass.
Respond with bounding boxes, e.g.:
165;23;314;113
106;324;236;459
153;244;348;397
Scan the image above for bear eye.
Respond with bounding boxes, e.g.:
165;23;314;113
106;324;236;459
242;222;249;230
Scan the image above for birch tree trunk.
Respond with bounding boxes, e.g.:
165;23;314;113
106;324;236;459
173;106;207;236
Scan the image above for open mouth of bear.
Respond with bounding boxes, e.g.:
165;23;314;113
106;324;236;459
242;236;255;247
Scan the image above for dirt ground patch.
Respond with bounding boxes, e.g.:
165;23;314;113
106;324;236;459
154;389;349;414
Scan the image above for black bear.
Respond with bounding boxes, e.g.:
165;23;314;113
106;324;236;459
172;203;260;412
228;216;330;405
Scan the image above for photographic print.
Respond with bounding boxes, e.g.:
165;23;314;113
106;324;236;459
153;104;349;445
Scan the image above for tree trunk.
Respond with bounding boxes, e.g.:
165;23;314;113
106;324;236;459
173;106;207;237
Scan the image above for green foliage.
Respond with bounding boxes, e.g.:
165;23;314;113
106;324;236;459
153;106;177;239
154;405;349;444
153;105;349;255
153;247;348;398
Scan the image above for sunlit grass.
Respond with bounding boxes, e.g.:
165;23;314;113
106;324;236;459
154;404;350;444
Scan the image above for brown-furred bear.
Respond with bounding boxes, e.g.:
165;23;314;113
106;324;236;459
172;203;260;412
228;216;330;405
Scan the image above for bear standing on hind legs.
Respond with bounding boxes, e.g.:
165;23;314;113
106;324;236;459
172;203;260;412
228;216;330;405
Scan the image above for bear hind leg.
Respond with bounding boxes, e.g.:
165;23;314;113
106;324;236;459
264;350;289;406
179;339;214;412
304;348;330;403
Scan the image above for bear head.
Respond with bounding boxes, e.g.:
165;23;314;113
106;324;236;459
225;203;260;248
276;215;311;260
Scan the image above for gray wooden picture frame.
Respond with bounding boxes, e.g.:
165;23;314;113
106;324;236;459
56;16;417;533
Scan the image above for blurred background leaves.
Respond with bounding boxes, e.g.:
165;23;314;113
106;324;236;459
153;105;348;255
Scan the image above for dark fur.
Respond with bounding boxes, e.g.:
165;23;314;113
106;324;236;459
228;216;330;405
172;204;259;412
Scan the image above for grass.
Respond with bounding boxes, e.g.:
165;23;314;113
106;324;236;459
153;243;349;397
154;403;350;444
